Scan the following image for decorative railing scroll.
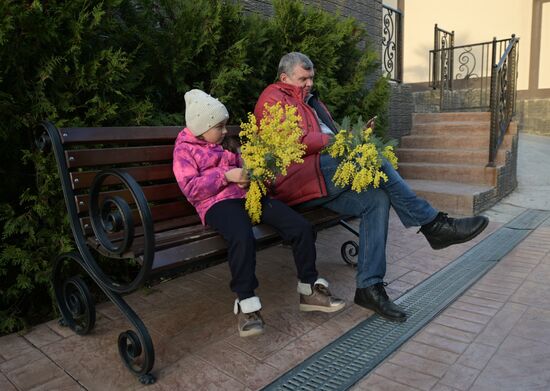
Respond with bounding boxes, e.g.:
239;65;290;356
382;4;403;83
430;24;455;90
489;35;519;166
428;30;519;165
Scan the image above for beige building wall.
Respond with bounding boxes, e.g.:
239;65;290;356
400;0;533;90
540;2;550;88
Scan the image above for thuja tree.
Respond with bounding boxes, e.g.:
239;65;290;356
0;0;155;333
0;0;389;334
267;0;390;133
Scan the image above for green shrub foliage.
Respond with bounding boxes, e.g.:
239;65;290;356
0;0;389;334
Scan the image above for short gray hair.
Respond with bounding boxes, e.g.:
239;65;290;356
277;52;314;79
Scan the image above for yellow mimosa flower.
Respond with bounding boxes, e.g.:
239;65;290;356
324;116;398;193
239;103;306;223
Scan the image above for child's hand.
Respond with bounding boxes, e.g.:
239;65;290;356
225;168;249;185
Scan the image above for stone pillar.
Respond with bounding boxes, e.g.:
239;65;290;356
388;83;413;139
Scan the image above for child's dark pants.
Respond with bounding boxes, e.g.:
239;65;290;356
205;197;318;300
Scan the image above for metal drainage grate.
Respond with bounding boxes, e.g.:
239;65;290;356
263;209;550;391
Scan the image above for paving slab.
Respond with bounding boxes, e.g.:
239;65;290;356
1;133;549;390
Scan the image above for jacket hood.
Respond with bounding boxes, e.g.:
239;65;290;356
175;127;211;147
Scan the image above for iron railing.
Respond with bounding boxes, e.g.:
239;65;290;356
429;28;519;166
382;4;402;83
430;35;515;112
489;35;519;166
430;24;454;90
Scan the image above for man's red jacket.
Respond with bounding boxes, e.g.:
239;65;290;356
254;82;333;206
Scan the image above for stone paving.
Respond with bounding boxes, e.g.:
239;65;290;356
0;214;505;390
1;133;549;390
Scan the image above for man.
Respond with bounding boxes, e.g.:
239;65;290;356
254;52;489;322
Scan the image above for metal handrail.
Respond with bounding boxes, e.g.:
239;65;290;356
428;28;519;166
431;38;510;53
431;24;455;90
495;35;519;69
488;35;519;166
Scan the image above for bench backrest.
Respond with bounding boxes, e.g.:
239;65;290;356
43;123;241;257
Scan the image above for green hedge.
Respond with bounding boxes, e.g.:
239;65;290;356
0;0;389;334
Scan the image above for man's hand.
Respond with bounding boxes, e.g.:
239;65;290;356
225;168;249;186
366;116;377;131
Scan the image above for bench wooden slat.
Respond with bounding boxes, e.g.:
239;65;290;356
82;214;201;240
148;208;342;272
75;183;184;213
59;126;182;144
85;207;342;263
87;221;218;258
149;224;283;273
79;201;196;235
132;215;303;258
70;164;174;190
65;145;174;168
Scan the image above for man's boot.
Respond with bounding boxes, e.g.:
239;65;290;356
420;212;489;250
354;283;407;322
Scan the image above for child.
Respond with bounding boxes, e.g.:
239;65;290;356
173;89;345;337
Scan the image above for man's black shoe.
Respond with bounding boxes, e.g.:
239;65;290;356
420;212;489;250
354;283;407;322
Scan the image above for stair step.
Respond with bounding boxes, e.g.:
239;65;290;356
397;148;486;164
398;162;497;186
407;179;495;216
396;148;506;165
411;121;490;135
399;134;513;149
401;135;488;149
413;112;491;124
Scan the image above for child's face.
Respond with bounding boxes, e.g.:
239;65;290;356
201;119;228;144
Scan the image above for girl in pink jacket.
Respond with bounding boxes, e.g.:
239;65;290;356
173;89;345;337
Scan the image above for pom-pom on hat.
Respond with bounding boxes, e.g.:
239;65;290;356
184;89;229;136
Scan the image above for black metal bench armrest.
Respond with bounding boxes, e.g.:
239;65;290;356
87;169;155;293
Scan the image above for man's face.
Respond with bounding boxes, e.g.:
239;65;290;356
280;65;314;96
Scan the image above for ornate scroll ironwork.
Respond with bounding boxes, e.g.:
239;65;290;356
456;47;479;80
341;241;359;266
41;121;157;384
489;35;519;166
88;169;155;294
431;25;455;89
430;27;518;113
382;5;402;83
338;219;359;266
53;253;96;335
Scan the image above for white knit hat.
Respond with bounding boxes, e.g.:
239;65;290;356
184;89;229;136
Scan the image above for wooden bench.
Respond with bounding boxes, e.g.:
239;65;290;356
39;121;359;384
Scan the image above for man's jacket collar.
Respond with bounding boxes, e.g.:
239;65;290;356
274;82;306;102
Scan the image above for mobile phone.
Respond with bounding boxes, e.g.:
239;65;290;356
367;116;377;128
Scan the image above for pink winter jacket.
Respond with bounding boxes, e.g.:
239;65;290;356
173;128;246;224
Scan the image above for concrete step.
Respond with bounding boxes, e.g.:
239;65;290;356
412;119;518;135
396;148;506;165
413;112;491;125
407;179;495;216
399;134;513;149
398;162;498;186
411;121;490;135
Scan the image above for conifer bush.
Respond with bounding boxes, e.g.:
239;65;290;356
0;0;389;334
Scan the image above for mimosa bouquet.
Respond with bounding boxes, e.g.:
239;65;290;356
239;103;306;223
324;116;398;192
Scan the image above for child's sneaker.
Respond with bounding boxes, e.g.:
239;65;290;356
298;278;346;313
234;297;264;337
